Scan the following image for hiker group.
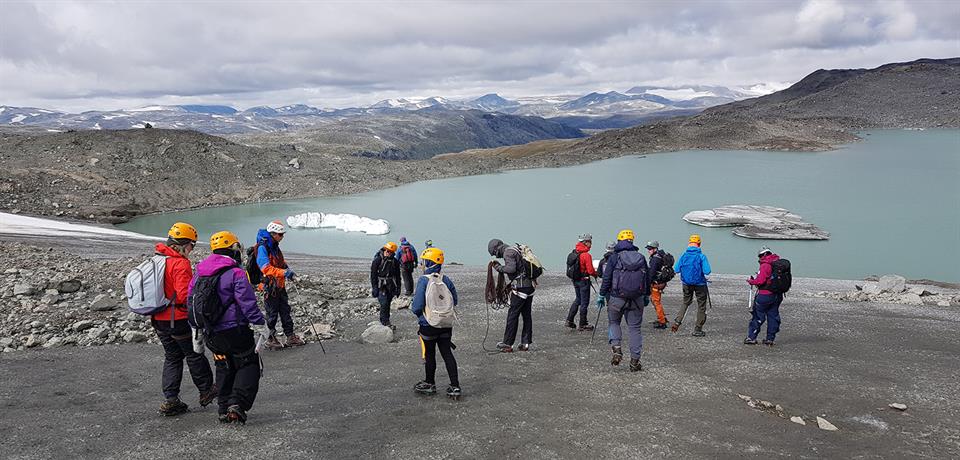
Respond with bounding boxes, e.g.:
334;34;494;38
126;219;791;425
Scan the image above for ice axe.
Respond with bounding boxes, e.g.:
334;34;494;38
289;281;326;355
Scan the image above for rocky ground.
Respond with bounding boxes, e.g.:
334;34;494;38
1;234;958;458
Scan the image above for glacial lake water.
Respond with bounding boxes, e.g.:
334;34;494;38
119;130;960;282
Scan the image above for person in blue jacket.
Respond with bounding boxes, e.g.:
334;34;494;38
410;247;461;399
395;237;418;296
671;234;712;336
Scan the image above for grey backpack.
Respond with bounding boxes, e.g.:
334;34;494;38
125;255;169;315
424;273;456;328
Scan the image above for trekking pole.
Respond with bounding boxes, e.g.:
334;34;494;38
590;280;604;343
290;282;326;354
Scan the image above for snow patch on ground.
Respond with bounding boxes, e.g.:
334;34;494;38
0;213;157;240
286;212;389;235
10;114;27;123
644;88;717;100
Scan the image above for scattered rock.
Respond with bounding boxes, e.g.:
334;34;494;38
122;331;148;343
901;293;923;305
888;403;908;411
57;279;83;293
759;400;776;409
89;294;118;311
43;336;64;348
24;334;42;348
737;394;752;402
288;157;301;169
360;324;394;344
13;283;37;296
878;275;906;294
790;416;806;425
816;416;839;431
72;320;96;332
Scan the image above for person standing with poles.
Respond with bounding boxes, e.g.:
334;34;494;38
671;234;712;337
255;220;304;349
599;229;650;372
371;242;402;328
745;246;789;346
565;233;598;331
396;237;418;296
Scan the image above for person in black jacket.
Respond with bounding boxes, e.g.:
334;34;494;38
488;238;535;353
371;242;402;328
645;241;669;329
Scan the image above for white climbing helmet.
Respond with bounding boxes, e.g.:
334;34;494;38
267;220;286;234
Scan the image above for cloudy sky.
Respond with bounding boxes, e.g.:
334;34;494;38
1;0;957;111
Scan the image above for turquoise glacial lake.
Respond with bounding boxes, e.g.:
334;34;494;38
119;130;960;281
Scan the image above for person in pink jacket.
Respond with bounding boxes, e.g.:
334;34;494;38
745;247;784;346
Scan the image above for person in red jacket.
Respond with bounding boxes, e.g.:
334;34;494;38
565;233;599;331
151;222;215;416
745;247;784;346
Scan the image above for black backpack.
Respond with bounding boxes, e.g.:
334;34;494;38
245;245;262;286
764;259;792;294
188;267;233;336
565;250;583;280
656;251;676;283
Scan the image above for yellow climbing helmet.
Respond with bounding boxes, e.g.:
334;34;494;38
689;234;702;245
617;229;635;241
421;247;444;265
383;241;398;253
210;231;240;250
168;222;198;242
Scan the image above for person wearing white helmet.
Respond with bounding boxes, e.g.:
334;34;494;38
255;220;303;348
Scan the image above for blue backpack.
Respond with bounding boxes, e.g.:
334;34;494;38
612;251;648;300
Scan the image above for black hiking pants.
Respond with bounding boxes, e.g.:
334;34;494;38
378;291;395;326
419;325;459;387
265;288;294;336
401;265;416;296
153;318;213;400
566;279;591;326
207;326;260;413
503;287;535;346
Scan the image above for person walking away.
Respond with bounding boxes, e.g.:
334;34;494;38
671;234;712;337
599;229;649;372
188;231;269;425
371;242;402;327
565;233;599;331
255;220;303;348
410;247;462;399
645;241;674;329
488;238;536;352
745;247;787;346
152;222;215;416
396;237;418;296
597;242;616;278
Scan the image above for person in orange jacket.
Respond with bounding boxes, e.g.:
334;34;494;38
255;220;303;348
152;222;216;416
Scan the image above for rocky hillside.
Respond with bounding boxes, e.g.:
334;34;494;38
234;108;583;160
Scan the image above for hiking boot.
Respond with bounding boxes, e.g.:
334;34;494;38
285;334;305;347
226;404;247;425
762;339;776;347
198;384;219;407
517;343;531;351
670;323;680;333
496;342;513;353
629;358;642;372
743;337;758;345
653;322;668;329
414;381;437;395
265;335;284;350
158;398;189;417
692;329;706;337
565;320;576;330
611;346;623;366
218;413;231;424
446;386;462;400
577;324;595;332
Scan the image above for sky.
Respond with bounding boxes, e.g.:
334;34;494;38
1;0;958;112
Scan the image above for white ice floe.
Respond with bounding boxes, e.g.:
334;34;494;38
0;212;158;240
286;212;389;235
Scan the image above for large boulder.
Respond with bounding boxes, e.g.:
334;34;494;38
361;324;394;344
878;275;906;294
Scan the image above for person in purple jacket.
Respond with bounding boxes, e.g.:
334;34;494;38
188;231;268;425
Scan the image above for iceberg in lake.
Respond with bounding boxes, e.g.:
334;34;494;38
286;212;390;235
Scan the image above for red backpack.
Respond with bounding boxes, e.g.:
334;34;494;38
400;245;415;264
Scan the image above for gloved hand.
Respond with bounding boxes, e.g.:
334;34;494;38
284;269;296;280
191;327;205;354
252;324;270;353
596;297;606;309
372;288;380;298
